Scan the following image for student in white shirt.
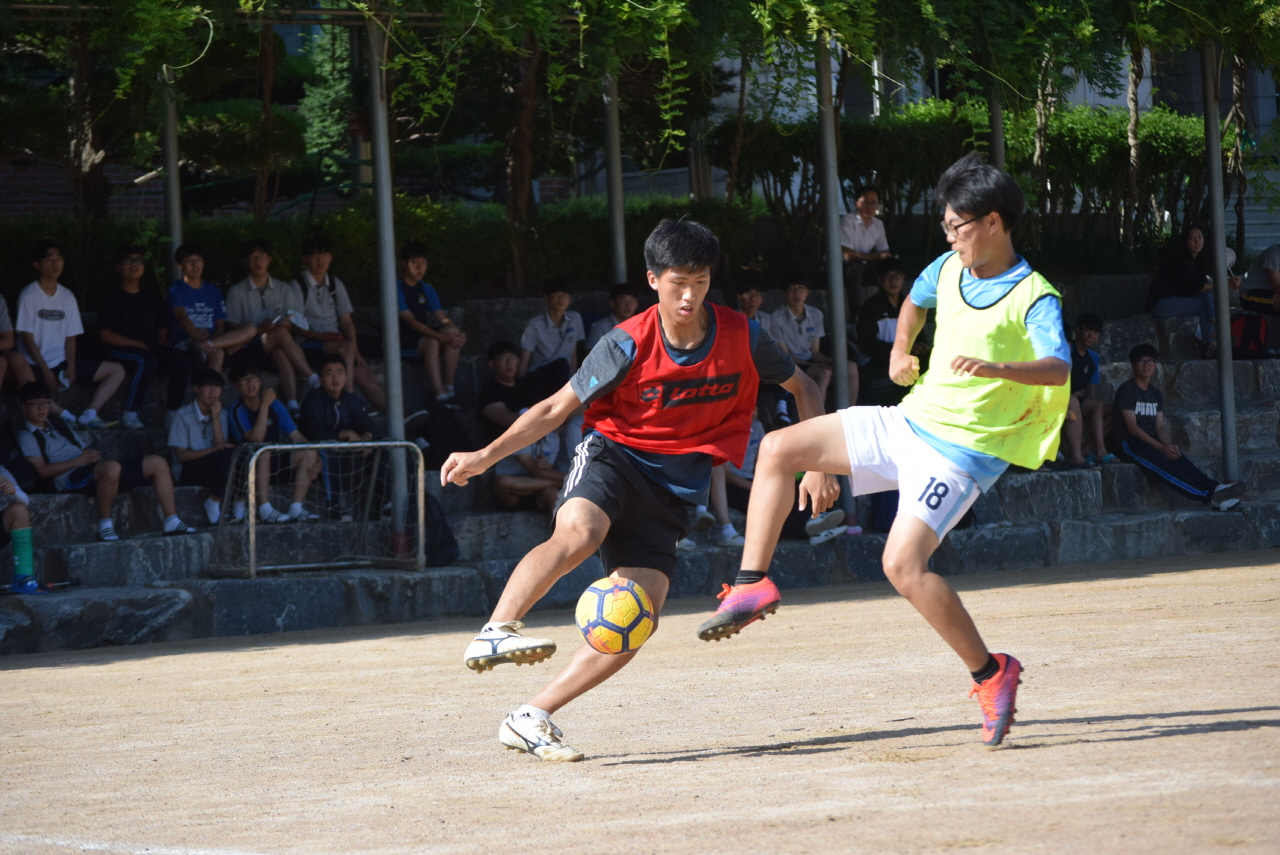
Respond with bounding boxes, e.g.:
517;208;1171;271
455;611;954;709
584;283;640;352
9;241;125;429
839;185;893;317
769;280;859;411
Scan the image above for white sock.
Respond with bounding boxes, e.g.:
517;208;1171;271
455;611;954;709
721;523;738;539
162;515;181;533
436;392;449;401
696;504;708;516
259;502;276;517
288;502;304;518
287;399;300;412
61;410;78;422
514;704;550;722
204;498;221;524
233;501;246;520
78;409;98;424
481;621;513;635
445;385;455;396
307;373;320;389
776;399;788;414
97;518;113;532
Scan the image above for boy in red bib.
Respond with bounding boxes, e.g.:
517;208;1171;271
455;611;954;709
442;219;835;761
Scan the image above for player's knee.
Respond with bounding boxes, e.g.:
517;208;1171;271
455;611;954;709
99;460;121;482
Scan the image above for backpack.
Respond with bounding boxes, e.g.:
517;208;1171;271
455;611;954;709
422;490;460;567
411;405;475;470
1231;313;1268;359
0;422;48;494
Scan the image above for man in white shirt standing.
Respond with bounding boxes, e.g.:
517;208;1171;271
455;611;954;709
224;238;318;418
11;241;125;428
840;185;893;317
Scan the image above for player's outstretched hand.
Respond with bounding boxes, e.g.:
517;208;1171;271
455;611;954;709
950;355;998;378
797;471;840;517
889;351;920;386
441;450;487;487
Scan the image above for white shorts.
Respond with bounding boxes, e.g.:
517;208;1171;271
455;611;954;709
838;406;982;540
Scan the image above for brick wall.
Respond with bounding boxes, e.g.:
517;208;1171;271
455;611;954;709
0;157;166;218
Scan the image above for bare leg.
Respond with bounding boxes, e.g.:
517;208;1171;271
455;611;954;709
881;514;989;671
143;454;177;517
94;460;121;521
528;565;670;715
1083;398;1106;457
264;331;298;403
354;364;386;411
6;352;33;388
275;330;314;379
442;340;461;389
709;464;732;526
290;449;321;504
88;361;126;412
1063;395;1085;464
489;498;609;623
495;474;562;509
420;338;445;397
805;363;831;406
255;454;272;506
207;347;226;373
210;324;257;351
846;359;860;406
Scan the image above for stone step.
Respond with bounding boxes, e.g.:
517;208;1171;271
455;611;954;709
1097;314;1201;363
26;485;211;545
1097;359;1273;410
32;532;213;588
1164;401;1279;460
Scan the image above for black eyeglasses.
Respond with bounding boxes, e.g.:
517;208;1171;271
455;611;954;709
940;215;981;238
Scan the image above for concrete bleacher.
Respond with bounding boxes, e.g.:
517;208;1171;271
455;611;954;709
1;302;1275;657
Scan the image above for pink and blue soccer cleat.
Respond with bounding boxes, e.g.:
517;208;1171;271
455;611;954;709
697;577;781;641
969;653;1022;747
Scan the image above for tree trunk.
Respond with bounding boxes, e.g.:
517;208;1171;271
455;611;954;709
254;24;277;223
726;53;750;206
66;24;109;225
1032;53;1053;251
505;29;541;293
987;87;1005;170
1124;43;1143;253
1231;54;1248;256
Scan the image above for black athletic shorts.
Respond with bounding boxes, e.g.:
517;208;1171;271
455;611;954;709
63;456;148;495
554;433;693;576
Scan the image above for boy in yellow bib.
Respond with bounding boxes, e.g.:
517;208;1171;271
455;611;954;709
699;154;1071;747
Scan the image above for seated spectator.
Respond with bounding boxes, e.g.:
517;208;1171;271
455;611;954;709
735;280;790;428
678;464;744;549
167;243;256;374
519;278;583;401
493;425;566;512
17;381;196;541
840;185;893;318
225;238;319;418
477;341;534;445
769;279;859;409
292;235;387;413
99;244;193;430
397;241;466;408
169;368;238;526
1240;242;1280;316
1114;343;1243;510
856;257;920;407
9;240;126;429
722;418;857;544
226;364;322;524
299;355;378;521
1062;313;1115;467
0;467;36;594
1147;226;1225;357
584;283;640;352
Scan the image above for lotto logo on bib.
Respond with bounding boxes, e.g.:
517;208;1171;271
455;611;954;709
642;372;741;408
37;309;66;321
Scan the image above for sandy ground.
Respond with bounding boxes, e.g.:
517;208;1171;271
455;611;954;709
1;551;1277;855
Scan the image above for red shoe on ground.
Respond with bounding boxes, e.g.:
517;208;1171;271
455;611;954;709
969;652;1023;748
696;577;782;641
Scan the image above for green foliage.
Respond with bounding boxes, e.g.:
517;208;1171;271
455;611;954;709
179;99;308;177
298;23;352;180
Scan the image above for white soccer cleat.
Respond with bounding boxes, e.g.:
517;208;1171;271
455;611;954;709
464;621;557;673
499;712;584;762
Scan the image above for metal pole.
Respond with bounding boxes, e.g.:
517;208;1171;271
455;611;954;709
816;36;849;411
604;71;627;284
1202;41;1238;481
366;16;411;550
161;68;183;282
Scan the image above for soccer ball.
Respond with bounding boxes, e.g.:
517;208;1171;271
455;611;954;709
574;578;656;654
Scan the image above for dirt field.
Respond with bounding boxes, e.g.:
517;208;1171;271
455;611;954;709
1;551;1277;855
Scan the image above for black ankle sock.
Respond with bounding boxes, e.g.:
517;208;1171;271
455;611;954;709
970;655;999;684
734;569;767;586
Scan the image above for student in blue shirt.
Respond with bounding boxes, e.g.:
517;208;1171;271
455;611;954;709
167;244;256;373
396;241;466;407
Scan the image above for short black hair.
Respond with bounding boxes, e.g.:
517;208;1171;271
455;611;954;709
175;243;204;264
228;363;259;384
1128;343;1159;364
736;279;765;295
854;184;879;200
609;282;639;301
487;340;520;361
320;353;346;370
17;381;52;402
30;240;61;264
399;241;428;262
1076;312;1104;333
192;368;225;389
542;277;571;297
242;238;273;258
785;277;812;290
115;244;147;264
874;257;905;282
935;153;1024;232
301;235;333;256
643;218;719;278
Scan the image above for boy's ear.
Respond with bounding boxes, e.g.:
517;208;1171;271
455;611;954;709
647;270;660;291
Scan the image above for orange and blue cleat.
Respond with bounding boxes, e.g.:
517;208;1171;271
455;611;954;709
969;653;1022;747
697;577;781;641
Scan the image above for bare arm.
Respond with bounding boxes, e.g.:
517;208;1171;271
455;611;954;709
779;365;825;422
442;384;580;486
27;449;97;480
889;298;929;385
949;354;1069;387
0;330;13;350
516;350;532;378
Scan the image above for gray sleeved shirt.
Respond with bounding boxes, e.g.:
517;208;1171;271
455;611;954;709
226;277;306;327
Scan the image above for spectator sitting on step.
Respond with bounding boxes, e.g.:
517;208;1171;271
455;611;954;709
476;340;536;445
0;466;36;594
1113;343;1244;511
99;244;193;431
226;364;322;524
299;354;378;522
169;368;239;526
397;241;466;409
1147;225;1236;358
856;257;923;408
17;381;197;541
735;279;791;429
584;283;640;352
225;238;319;419
1240;242;1280;317
291;235;387;413
518;278;584;401
1062;313;1115;467
8;240;126;429
840;184;893;319
769;279;859;411
167;243;256;375
493;423;567;513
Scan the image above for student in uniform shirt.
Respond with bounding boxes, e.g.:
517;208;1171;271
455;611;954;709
518;278;584;399
226;364;322;524
98;244;193;430
584;283;640;352
291;235;386;413
167;244;256;373
298;355;377;520
839;185;893;317
768;280;859;409
396;241;466;408
169;368;239;525
224;238;318;417
11;240;125;429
